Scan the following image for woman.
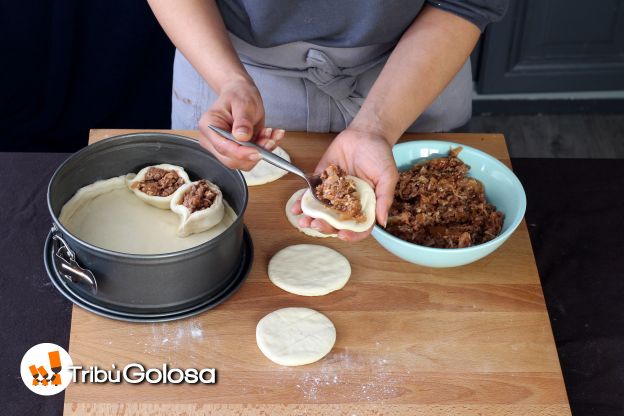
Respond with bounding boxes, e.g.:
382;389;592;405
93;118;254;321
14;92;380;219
147;0;508;241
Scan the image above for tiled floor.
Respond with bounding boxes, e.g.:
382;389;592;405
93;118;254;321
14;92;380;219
459;114;624;159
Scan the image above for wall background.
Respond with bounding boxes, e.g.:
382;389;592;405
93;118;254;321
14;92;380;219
3;1;622;153
0;0;174;152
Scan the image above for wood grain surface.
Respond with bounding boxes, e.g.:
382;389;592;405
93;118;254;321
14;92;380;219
63;129;571;415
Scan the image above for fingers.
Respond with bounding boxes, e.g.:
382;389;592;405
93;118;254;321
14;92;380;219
199;124;287;170
298;215;312;229
197;81;267;170
230;99;258;141
201;130;260;168
297;216;340;236
199;134;259;171
296;214;370;242
291;198;303;215
310;219;338;235
314;152;332;175
200;127;286;170
374;168;399;227
337;229;370;242
255;128;286;152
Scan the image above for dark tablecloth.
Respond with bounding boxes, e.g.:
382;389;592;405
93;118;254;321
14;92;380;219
513;159;624;416
1;153;73;416
1;153;623;416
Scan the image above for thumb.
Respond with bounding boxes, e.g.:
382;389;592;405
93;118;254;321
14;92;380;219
314;156;331;175
231;100;256;141
374;170;398;227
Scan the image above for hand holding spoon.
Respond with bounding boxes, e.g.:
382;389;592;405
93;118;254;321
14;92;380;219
206;125;327;206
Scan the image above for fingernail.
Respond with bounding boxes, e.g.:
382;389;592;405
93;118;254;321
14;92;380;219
248;152;261;161
338;234;347;241
311;220;321;231
276;129;286;140
235;127;249;137
266;139;276;149
264;127;273;137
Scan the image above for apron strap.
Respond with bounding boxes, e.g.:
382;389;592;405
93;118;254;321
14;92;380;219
240;48;390;132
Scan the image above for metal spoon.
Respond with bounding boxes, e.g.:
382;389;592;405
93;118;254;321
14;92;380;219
206;125;327;205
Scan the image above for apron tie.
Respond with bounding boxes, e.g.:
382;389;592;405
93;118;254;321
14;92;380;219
303;49;363;132
240;48;390;132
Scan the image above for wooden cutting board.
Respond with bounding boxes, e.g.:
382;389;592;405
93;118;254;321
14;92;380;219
63;129;571;416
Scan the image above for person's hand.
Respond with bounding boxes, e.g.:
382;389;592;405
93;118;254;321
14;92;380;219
198;78;285;170
292;127;399;242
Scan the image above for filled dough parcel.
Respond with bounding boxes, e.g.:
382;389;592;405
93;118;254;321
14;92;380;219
256;307;336;366
170;179;225;237
243;146;290;186
268;244;350;296
285;189;337;238
301;164;376;232
127;164;190;209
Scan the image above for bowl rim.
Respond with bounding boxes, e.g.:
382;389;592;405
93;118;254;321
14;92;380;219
47;132;249;260
372;139;527;253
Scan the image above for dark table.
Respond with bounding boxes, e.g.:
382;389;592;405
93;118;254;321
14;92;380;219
1;153;623;416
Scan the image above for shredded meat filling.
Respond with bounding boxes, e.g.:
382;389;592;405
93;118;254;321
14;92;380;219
386;147;504;249
135;167;185;197
182;180;218;213
314;164;365;222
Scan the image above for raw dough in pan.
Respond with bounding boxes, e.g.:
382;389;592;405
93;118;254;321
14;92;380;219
285;189;337;238
127;164;190;209
59;176;128;222
59;176;236;254
268;244;350;296
300;176;376;232
256;307;336;366
170;179;225;237
242;146;290;186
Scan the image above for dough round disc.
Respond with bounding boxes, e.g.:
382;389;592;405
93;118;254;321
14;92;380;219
242;146;290;186
300;175;376;232
268;244;351;296
285;189;337;238
256;307;336;366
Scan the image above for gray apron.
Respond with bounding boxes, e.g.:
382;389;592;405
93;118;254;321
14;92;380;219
172;33;472;133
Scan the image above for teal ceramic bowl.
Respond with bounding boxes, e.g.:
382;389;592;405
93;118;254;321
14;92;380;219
371;140;526;268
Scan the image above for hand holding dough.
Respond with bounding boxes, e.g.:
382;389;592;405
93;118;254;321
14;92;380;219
170;179;225;237
301;175;376;233
285;189;337;238
127;164;190;209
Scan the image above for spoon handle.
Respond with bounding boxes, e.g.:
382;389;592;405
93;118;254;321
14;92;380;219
207;125;306;179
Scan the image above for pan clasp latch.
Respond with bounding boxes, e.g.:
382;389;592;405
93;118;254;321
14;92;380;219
51;228;98;294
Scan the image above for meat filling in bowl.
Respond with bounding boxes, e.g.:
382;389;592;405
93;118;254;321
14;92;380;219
315;164;365;222
182;180;218;213
386;148;504;249
135;167;185;197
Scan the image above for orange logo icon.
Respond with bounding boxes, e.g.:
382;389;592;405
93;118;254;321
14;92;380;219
20;343;73;395
28;350;63;387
